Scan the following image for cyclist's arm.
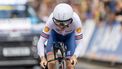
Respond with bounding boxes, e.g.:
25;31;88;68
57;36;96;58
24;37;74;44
73;12;84;58
37;13;53;58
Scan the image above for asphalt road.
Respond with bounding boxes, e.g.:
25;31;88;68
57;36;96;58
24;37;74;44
1;58;122;69
75;58;122;69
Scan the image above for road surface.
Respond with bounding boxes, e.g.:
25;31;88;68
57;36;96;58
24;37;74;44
0;58;122;69
75;58;122;69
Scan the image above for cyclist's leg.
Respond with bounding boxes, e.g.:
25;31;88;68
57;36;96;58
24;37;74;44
64;31;76;69
47;53;56;69
46;30;62;69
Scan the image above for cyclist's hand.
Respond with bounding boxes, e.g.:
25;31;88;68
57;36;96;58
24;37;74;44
40;56;47;68
70;55;77;66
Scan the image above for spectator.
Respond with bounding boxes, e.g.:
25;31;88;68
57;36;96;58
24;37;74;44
115;0;122;23
39;0;56;22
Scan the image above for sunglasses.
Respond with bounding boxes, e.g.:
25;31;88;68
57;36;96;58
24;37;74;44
53;18;73;27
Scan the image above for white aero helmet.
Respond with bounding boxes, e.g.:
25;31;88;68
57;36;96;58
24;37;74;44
53;3;73;21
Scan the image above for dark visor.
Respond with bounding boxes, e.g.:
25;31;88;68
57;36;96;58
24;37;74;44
53;17;73;26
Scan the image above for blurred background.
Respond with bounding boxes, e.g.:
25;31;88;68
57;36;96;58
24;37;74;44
0;0;122;69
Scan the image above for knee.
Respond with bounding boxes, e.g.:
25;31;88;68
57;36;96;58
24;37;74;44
67;64;74;68
66;60;74;69
48;61;56;65
47;54;56;65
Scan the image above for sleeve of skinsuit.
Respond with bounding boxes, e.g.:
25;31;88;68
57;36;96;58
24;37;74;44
37;13;53;57
73;12;83;58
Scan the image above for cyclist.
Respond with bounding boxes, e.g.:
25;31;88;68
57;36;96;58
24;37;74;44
37;3;83;69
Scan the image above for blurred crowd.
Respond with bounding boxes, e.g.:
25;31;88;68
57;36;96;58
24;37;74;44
28;0;122;24
28;0;122;39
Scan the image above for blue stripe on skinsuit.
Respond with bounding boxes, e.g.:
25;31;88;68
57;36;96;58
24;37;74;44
46;30;57;53
64;31;76;57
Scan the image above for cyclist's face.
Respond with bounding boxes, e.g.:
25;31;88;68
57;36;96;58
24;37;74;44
55;22;68;29
53;18;72;29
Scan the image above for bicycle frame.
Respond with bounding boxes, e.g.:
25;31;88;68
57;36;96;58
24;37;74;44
47;42;66;69
47;42;76;69
54;42;66;69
